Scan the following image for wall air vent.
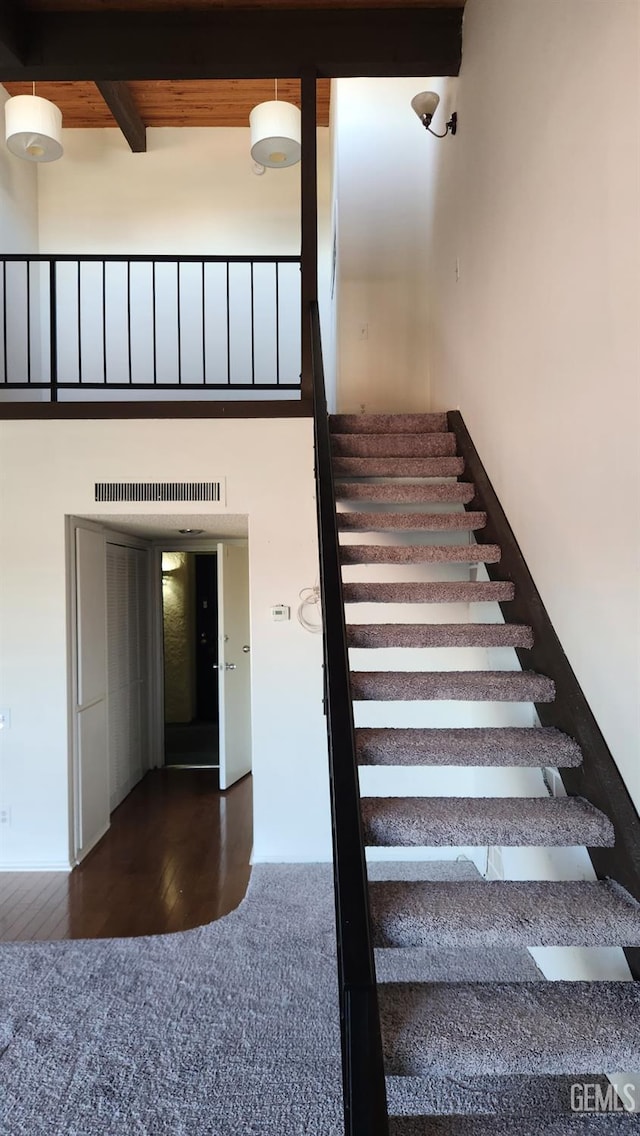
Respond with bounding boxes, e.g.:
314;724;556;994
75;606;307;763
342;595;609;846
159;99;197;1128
95;482;223;504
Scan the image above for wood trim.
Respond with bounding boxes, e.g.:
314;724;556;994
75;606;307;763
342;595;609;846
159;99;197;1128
0;399;313;419
448;410;640;980
3;8;463;80
95;81;147;152
300;73;318;404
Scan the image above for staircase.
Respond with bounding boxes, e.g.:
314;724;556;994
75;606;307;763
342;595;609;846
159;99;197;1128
329;411;640;1132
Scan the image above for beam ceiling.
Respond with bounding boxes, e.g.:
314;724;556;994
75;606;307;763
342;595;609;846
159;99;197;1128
0;7;463;81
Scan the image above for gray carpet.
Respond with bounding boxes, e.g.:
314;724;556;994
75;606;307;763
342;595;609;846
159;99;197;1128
386;1075;618;1119
361;796;615;847
340;544;502;564
342;581;514;603
330;413;449;434
335;482;476;504
333;456;465;477
347;623;534;648
0;865;343;1136
331;434;457;457
355;727;583;767
350;670;555;702
378;980;640;1075
369;879;640;948
337;510;486;531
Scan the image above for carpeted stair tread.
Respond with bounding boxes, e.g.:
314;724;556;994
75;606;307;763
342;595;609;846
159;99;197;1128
342;582;514;604
385;1074;615;1118
378;980;640;1075
340;544;502;565
330;413;448;434
355;726;583;767
333;456;465;477
350;670;555;702
337;510;486;532
389;1116;640;1135
369;879;640;947
335;482;476;504
331;433;457;458
346;623;533;649
360;796;615;847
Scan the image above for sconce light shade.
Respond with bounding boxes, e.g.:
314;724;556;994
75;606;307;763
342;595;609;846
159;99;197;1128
5;94;63;162
249;100;301;168
411;91;440;122
411;89;457;138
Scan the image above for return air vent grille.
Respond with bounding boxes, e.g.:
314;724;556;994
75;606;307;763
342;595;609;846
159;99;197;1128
95;482;222;503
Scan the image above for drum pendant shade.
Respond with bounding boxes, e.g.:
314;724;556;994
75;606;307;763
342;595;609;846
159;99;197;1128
249;100;301;168
5;95;64;163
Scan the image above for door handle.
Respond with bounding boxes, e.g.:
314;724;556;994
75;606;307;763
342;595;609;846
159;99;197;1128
225;663;237;671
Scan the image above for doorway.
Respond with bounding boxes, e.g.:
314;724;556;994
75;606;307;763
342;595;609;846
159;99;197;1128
163;551;219;769
161;543;252;788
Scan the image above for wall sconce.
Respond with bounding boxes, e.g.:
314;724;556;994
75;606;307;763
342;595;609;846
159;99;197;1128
411;91;457;138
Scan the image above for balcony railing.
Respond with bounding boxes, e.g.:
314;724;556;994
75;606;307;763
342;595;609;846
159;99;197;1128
0;254;302;402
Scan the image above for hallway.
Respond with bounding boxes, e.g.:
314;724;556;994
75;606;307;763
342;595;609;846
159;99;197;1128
0;769;253;941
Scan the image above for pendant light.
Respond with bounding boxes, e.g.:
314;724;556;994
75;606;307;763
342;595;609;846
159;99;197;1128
249;80;301;169
5;87;63;163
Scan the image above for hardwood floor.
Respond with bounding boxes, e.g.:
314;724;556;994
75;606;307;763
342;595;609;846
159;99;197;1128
0;769;253;942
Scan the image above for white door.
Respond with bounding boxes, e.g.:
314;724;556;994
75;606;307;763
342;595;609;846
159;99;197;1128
74;525;109;859
217;543;252;789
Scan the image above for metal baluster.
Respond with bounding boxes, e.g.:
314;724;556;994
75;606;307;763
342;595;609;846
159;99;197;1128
50;261;58;403
250;261;255;386
77;260;82;385
152;261;157;385
226;262;231;386
176;261;182;385
127;260;133;384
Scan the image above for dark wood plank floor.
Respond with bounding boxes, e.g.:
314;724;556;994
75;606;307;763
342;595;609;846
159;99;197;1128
0;769;252;941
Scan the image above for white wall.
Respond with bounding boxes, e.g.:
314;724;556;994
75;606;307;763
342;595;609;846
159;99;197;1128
427;0;640;810
34;127;333;392
0;417;330;868
333;78;437;413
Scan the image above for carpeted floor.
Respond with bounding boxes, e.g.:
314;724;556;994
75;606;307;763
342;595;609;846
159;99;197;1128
1;863;636;1133
0;865;343;1135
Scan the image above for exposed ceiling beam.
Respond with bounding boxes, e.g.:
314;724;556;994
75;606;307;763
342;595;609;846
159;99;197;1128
0;2;27;69
0;8;462;82
95;80;146;152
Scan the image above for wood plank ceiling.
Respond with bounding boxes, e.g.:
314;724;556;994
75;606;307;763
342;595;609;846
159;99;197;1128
3;79;333;128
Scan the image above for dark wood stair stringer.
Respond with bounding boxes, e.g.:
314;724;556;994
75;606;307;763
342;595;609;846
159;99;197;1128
448;409;640;979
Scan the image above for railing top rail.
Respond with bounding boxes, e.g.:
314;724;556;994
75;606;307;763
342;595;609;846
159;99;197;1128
0;253;301;264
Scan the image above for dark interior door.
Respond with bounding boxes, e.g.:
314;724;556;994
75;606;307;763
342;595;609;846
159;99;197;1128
195;553;219;722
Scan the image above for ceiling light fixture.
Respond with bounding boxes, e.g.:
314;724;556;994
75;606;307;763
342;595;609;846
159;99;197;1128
178;528;204;535
249;79;301;169
411;91;457;139
5;90;64;163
